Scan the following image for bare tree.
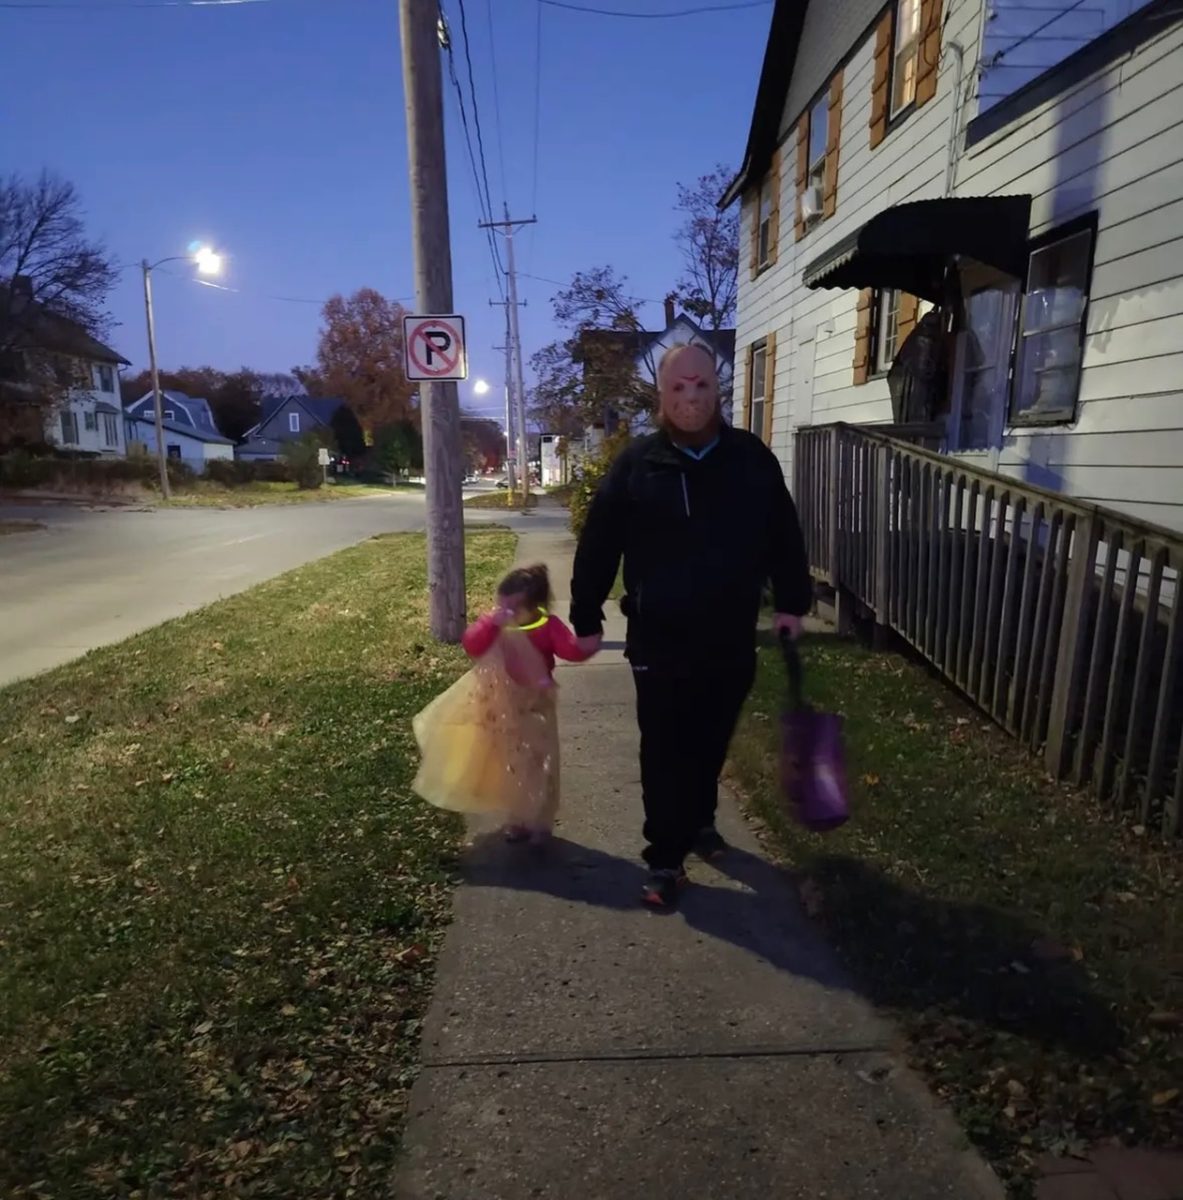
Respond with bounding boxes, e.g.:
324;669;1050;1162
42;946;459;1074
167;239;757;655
673;164;739;335
0;171;117;353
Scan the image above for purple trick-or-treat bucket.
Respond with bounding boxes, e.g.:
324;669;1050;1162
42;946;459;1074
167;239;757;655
779;634;850;832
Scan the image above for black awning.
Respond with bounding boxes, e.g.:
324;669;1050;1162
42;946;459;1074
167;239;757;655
801;194;1033;302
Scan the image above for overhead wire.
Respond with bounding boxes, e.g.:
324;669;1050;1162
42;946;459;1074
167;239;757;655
483;0;509;206
983;0;1092;67
0;0;286;8
536;0;771;17
530;0;544;217
441;13;507;298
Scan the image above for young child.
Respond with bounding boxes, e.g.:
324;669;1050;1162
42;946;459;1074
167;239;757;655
460;564;595;843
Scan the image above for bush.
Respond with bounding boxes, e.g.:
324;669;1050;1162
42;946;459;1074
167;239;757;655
203;457;297;486
568;429;631;536
281;433;330;490
0;450;166;493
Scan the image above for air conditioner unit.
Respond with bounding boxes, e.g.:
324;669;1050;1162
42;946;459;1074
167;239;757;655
800;185;823;222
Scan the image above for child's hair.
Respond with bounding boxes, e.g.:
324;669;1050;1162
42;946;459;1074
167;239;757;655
498;563;551;611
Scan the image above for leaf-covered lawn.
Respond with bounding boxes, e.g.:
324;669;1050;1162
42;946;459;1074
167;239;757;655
730;634;1182;1198
463;489;537;510
0;530;513;1198
0;520;45;536
163;481;408;508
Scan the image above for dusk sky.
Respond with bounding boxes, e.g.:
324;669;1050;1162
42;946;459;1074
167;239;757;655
2;0;770;423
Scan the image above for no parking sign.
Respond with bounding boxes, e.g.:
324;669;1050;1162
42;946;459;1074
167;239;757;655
403;314;468;382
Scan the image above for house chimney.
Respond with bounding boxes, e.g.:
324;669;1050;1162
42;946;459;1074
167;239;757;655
664;293;676;328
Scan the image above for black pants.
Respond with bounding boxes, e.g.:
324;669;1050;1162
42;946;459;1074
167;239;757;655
632;657;756;871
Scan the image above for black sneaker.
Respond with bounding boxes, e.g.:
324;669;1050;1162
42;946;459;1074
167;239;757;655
641;868;688;909
693;826;728;863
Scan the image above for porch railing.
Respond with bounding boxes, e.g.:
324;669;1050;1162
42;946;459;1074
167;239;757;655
795;422;1182;838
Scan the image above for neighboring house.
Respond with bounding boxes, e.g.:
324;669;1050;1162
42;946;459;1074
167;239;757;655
124;390;235;471
236;395;357;461
0;278;130;456
578;297;737;444
724;0;1183;531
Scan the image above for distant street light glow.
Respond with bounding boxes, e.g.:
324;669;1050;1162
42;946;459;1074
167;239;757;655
473;378;490;395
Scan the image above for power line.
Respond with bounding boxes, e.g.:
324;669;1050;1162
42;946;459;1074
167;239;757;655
484;0;509;205
984;0;1092;67
0;0;286;8
531;0;544;216
441;18;506;296
536;0;771;17
456;0;500;223
154;265;414;307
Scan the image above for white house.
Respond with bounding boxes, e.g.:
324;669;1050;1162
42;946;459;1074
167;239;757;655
724;0;1183;531
124;391;235;471
0;279;130;456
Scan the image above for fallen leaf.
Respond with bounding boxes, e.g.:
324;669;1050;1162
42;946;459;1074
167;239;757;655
1148;1011;1182;1029
192;1021;213;1036
1151;1088;1178;1107
280;1004;298;1017
65;714;80;725
861;773;881;787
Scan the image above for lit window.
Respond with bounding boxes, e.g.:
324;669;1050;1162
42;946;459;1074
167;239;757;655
891;0;923;117
875;289;903;373
749;340;769;440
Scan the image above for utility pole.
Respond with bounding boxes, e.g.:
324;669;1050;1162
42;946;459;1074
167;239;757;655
479;208;536;501
140;260;171;501
399;0;466;642
491;295;527;504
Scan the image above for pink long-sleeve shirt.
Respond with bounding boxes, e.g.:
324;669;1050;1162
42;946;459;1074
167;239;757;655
462;610;594;678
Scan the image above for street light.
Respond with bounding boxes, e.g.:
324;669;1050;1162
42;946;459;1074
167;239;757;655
141;245;222;499
472;378;490;396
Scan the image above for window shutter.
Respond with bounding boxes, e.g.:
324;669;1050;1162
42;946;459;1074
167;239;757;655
768;149;782;266
916;0;943;107
896;292;921;345
853;289;873;385
763;331;777;444
823;69;844;219
747;191;760;280
742;342;754;429
870;10;893;150
794;115;808;241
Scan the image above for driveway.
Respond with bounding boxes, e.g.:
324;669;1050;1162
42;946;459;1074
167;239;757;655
0;495;433;687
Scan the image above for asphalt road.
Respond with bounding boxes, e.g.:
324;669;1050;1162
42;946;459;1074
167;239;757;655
0;495;437;687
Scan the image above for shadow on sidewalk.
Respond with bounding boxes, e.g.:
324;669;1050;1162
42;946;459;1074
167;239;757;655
464;834;1119;1058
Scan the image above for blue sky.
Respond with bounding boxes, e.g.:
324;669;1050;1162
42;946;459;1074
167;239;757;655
1;0;770;422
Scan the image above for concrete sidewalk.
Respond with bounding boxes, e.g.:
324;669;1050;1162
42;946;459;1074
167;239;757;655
394;518;1003;1200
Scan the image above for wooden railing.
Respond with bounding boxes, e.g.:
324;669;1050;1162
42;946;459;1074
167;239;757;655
795;423;1182;838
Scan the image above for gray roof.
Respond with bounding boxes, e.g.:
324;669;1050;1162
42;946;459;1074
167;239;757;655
125;411;234;446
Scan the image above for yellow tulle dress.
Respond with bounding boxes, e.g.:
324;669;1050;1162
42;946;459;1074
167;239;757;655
412;629;559;829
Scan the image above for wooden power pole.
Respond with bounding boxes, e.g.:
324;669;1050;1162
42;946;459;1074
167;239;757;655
399;0;466;642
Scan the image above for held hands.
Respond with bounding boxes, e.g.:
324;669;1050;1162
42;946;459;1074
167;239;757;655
773;613;803;641
575;633;603;657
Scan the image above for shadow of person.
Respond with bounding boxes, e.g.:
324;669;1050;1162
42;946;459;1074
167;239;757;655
711;849;1121;1058
464;832;1121;1059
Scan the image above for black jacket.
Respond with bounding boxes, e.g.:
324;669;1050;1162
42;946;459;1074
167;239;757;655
570;426;812;667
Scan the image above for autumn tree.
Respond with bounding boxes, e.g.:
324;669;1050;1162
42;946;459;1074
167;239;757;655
460;416;504;473
295;288;415;435
673;164;739;335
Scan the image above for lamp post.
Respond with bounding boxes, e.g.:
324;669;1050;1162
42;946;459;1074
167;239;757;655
140;246;222;499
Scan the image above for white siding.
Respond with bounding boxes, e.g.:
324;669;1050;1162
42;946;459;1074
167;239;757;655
959;13;1183;529
733;0;1183;530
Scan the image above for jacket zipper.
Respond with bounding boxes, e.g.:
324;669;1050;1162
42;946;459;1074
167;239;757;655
681;473;690;517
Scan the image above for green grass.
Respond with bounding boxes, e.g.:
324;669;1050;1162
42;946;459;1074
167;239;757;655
0;530;514;1198
729;635;1182;1197
464;489;538;510
163;481;408;508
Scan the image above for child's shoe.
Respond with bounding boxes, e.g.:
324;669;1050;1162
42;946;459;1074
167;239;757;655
641;867;688;909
